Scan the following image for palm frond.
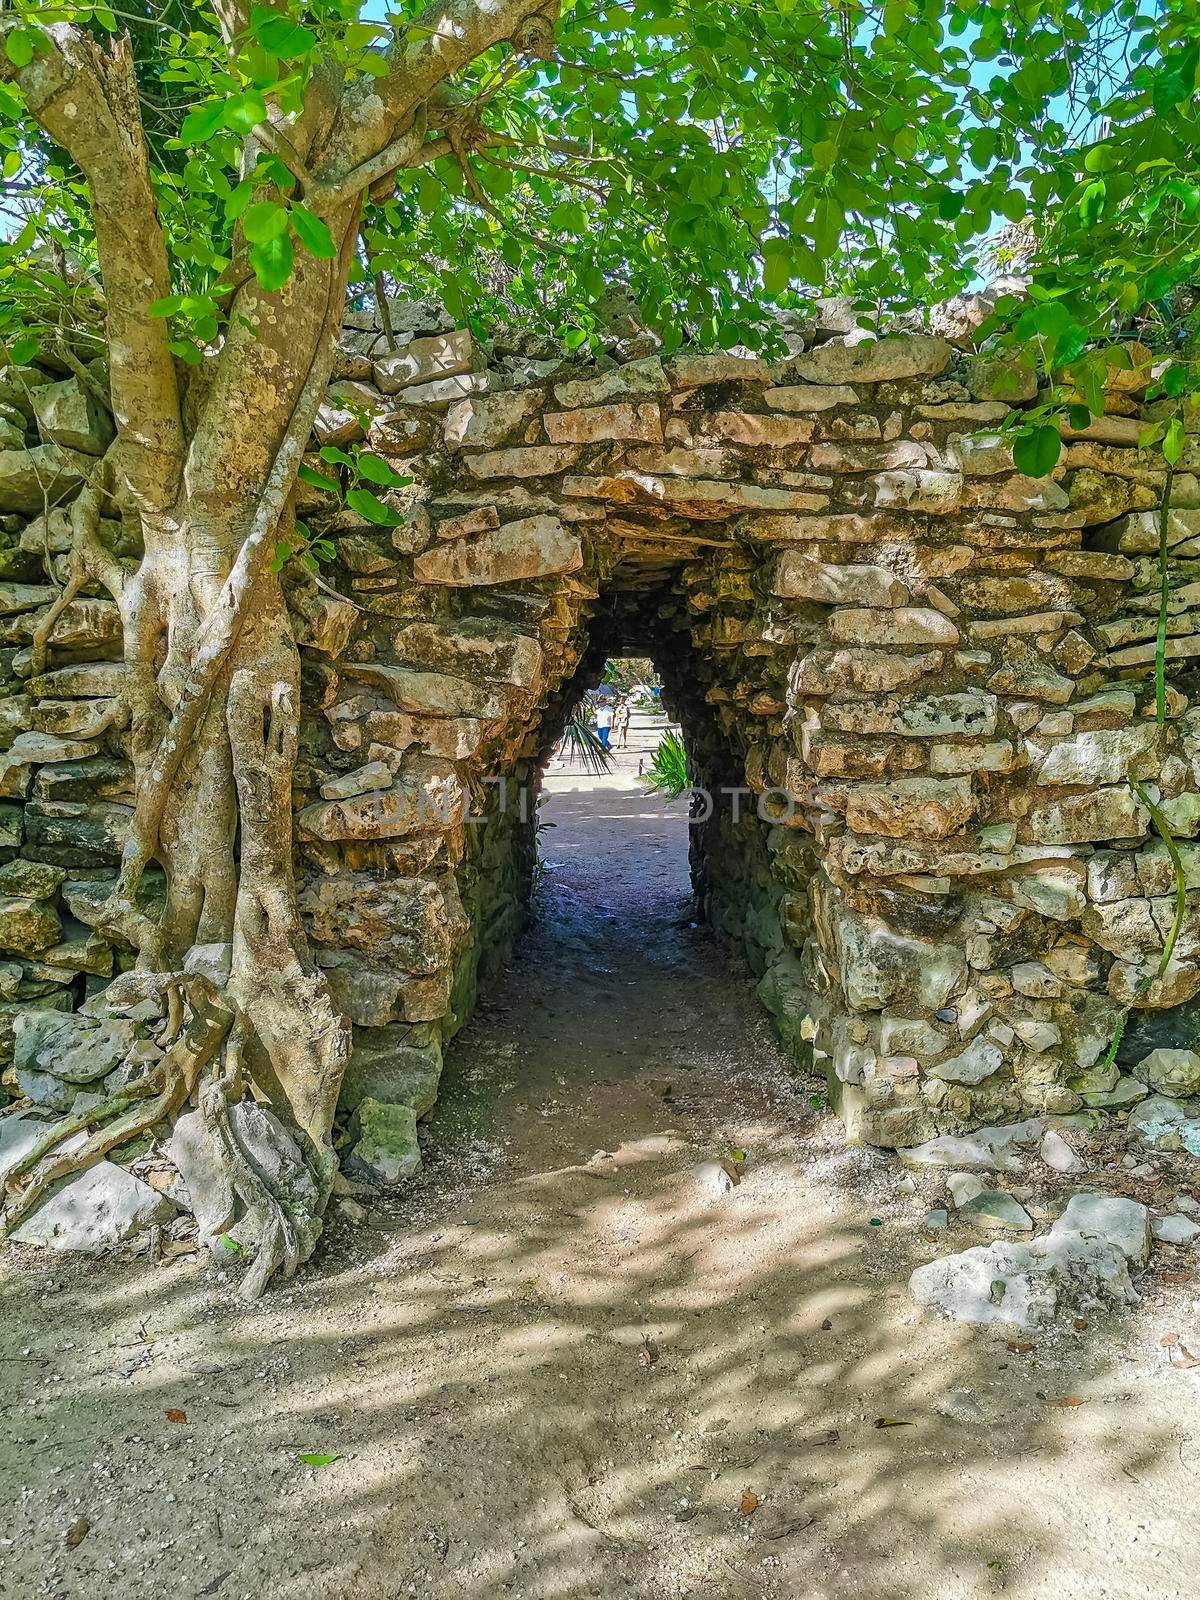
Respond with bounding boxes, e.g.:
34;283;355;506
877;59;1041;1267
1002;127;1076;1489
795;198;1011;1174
558;715;614;775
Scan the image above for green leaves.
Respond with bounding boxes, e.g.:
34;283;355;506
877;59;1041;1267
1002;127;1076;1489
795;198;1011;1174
761;238;791;298
242;202;289;245
346;486;402;527
8;0;1200;402
1078;180;1106;227
179;102;227;146
356;454;411;489
223;91;267;135
240;202;332;284
3;29;41;69
290;205;335;261
1013;425;1062;480
247;6;315;59
1152;44;1200;116
249;233;294;293
1163;417;1186;468
297;463;340;494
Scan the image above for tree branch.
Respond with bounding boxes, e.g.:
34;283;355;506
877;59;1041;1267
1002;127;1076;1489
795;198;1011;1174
0;22;184;513
326;0;560;183
251;115;314;192
310;115;430;213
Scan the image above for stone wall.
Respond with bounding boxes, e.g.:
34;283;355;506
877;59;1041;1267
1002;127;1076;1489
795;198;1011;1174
2;300;1197;1156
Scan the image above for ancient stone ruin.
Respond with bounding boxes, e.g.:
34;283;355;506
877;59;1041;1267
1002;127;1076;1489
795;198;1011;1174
2;298;1198;1242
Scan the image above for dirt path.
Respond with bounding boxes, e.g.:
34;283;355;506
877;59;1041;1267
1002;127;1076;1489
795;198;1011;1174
2;714;1199;1600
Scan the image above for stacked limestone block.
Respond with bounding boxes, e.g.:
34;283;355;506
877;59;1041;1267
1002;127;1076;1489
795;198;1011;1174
2;296;1197;1163
300;312;1194;1149
0;357;134;1104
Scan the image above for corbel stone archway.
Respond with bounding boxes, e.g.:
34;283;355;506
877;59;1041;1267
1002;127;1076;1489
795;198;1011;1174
286;315;1195;1152
2;306;1197;1178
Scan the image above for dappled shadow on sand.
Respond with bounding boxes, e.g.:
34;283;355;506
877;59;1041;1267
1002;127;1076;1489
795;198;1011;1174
2;756;1197;1599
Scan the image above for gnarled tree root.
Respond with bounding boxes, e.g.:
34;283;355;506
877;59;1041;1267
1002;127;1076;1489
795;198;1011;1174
2;974;328;1300
198;1080;306;1302
0;974;234;1243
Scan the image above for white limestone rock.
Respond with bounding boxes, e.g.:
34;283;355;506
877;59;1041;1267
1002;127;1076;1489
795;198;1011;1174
1151;1214;1200;1246
1052;1194;1150;1266
1040;1129;1087;1174
911;1199;1145;1330
1133;1048;1200;1097
957;1189;1034;1232
10;1160;176;1253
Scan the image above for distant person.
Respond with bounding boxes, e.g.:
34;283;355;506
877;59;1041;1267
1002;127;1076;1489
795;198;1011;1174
615;699;632;748
595;700;614;749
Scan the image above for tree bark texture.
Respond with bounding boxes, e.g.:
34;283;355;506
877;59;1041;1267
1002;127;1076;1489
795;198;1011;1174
0;0;559;1292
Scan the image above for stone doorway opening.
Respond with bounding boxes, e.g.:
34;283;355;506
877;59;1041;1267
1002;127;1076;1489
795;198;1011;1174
457;565;799;1080
437;573;791;1150
530;572;777;942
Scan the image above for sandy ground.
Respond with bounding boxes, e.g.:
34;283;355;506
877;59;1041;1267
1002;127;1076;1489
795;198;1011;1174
2;711;1200;1600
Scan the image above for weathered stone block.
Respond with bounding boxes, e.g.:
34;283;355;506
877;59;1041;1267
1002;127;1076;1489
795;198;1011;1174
301;874;451;973
705;411;814;448
773;552;908;607
945;432;1017;476
394;617;542;687
880;1016;949;1057
929;1038;1004;1084
10;1159;175;1253
668;351;771;386
1026;787;1149;845
339;1024;443;1118
464;445;580;479
789;335;952;385
373;330;473;394
31;378;114;456
563;473;828;518
384;372;487;407
0;893;61;955
1035;726;1159;787
0;445;94;516
809;441;930;473
823;691;996;739
828;607;960;647
341;662;502;718
348;1098;421;1185
544;402;662;444
1133;1048;1200;1097
444;390;543;449
820;890;968;1014
986;657;1073;705
319;761;393;802
552;356;668;408
297;763;464;842
763;383;857;412
872;469;962;515
928;740;1014;775
412;514;581;585
790;649;941;696
367;716;483;762
830;775;975;839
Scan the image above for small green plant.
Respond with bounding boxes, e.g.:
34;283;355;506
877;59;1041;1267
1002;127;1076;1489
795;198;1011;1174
643;730;688;799
270;444;413;573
